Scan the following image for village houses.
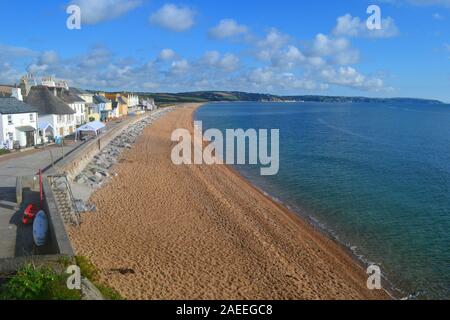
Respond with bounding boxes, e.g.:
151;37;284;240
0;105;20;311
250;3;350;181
0;89;39;149
0;74;152;150
25;86;76;141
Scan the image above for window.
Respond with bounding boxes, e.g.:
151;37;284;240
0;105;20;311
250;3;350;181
7;115;12;125
30;113;35;122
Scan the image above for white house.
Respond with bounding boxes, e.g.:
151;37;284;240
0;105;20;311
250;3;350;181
121;93;139;108
59;90;86;126
0;95;39;150
141;98;158;111
25;86;76;140
128;93;139;108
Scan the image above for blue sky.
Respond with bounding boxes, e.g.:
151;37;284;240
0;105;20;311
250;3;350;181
0;0;449;101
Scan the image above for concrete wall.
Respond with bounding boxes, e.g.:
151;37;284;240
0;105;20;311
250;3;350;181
41;178;74;256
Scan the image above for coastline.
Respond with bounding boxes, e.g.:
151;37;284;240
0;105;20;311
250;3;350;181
192;105;395;299
68;103;389;300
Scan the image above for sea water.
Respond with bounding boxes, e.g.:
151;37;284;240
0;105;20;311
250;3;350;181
196;101;450;299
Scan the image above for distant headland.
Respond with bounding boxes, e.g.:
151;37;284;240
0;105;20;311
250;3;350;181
133;91;445;105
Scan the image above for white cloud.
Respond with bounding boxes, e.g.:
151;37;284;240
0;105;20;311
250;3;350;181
203;51;221;66
432;12;445;19
77;46;111;68
320;66;385;91
258;28;290;49
71;0;142;24
171;59;190;74
202;51;239;72
150;4;195;32
333;14;399;38
1;8;395;95
218;54;240;72
256;28;291;61
0;63;22;84
312;33;360;65
270;45;306;69
39;51;59;65
247;67;323;91
0;44;36;59
158;49;176;61
209;19;249;39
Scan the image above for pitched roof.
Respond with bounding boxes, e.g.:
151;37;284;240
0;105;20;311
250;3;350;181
93;95;110;104
25;86;75;115
0;97;38;114
70;87;90;95
59;90;85;104
117;97;127;104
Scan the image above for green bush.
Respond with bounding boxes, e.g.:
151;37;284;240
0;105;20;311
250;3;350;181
75;256;124;300
0;149;10;156
75;256;99;282
0;264;81;300
0;258;124;300
94;283;124;300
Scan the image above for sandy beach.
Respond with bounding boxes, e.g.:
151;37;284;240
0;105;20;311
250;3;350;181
68;103;388;300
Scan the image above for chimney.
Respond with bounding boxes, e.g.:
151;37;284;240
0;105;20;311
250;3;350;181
11;88;23;101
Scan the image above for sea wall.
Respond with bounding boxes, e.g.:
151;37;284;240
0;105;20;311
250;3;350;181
55;115;150;181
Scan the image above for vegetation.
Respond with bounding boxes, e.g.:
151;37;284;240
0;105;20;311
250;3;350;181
0;256;123;300
134;91;445;105
0;149;10;156
75;256;99;281
75;256;124;300
0;264;81;300
94;282;123;300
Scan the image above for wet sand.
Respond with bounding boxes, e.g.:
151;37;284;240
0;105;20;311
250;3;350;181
69;103;388;300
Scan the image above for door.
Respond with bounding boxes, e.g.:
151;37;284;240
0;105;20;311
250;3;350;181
26;131;35;147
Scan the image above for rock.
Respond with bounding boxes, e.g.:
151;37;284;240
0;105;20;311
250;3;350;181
74;199;97;213
94;172;104;179
81;278;104;301
75;175;87;184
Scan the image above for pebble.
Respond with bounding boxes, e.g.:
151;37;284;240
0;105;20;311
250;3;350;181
74;108;174;189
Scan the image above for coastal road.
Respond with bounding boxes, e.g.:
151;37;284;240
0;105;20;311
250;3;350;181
0;117;134;259
0;143;82;202
0;142;83;258
0;117;130;202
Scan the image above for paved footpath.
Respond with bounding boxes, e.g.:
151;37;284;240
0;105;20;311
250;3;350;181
0;116;141;259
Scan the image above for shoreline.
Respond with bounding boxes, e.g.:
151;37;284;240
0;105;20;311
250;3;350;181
69;103;389;300
192;105;396;299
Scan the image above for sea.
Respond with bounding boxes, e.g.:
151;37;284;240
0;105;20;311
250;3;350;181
195;101;450;300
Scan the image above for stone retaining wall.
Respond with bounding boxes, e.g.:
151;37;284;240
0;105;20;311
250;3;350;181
55;114;150;181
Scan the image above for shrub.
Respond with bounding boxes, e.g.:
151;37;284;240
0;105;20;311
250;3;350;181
94;283;124;300
75;256;99;282
74;256;124;300
0;264;81;300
